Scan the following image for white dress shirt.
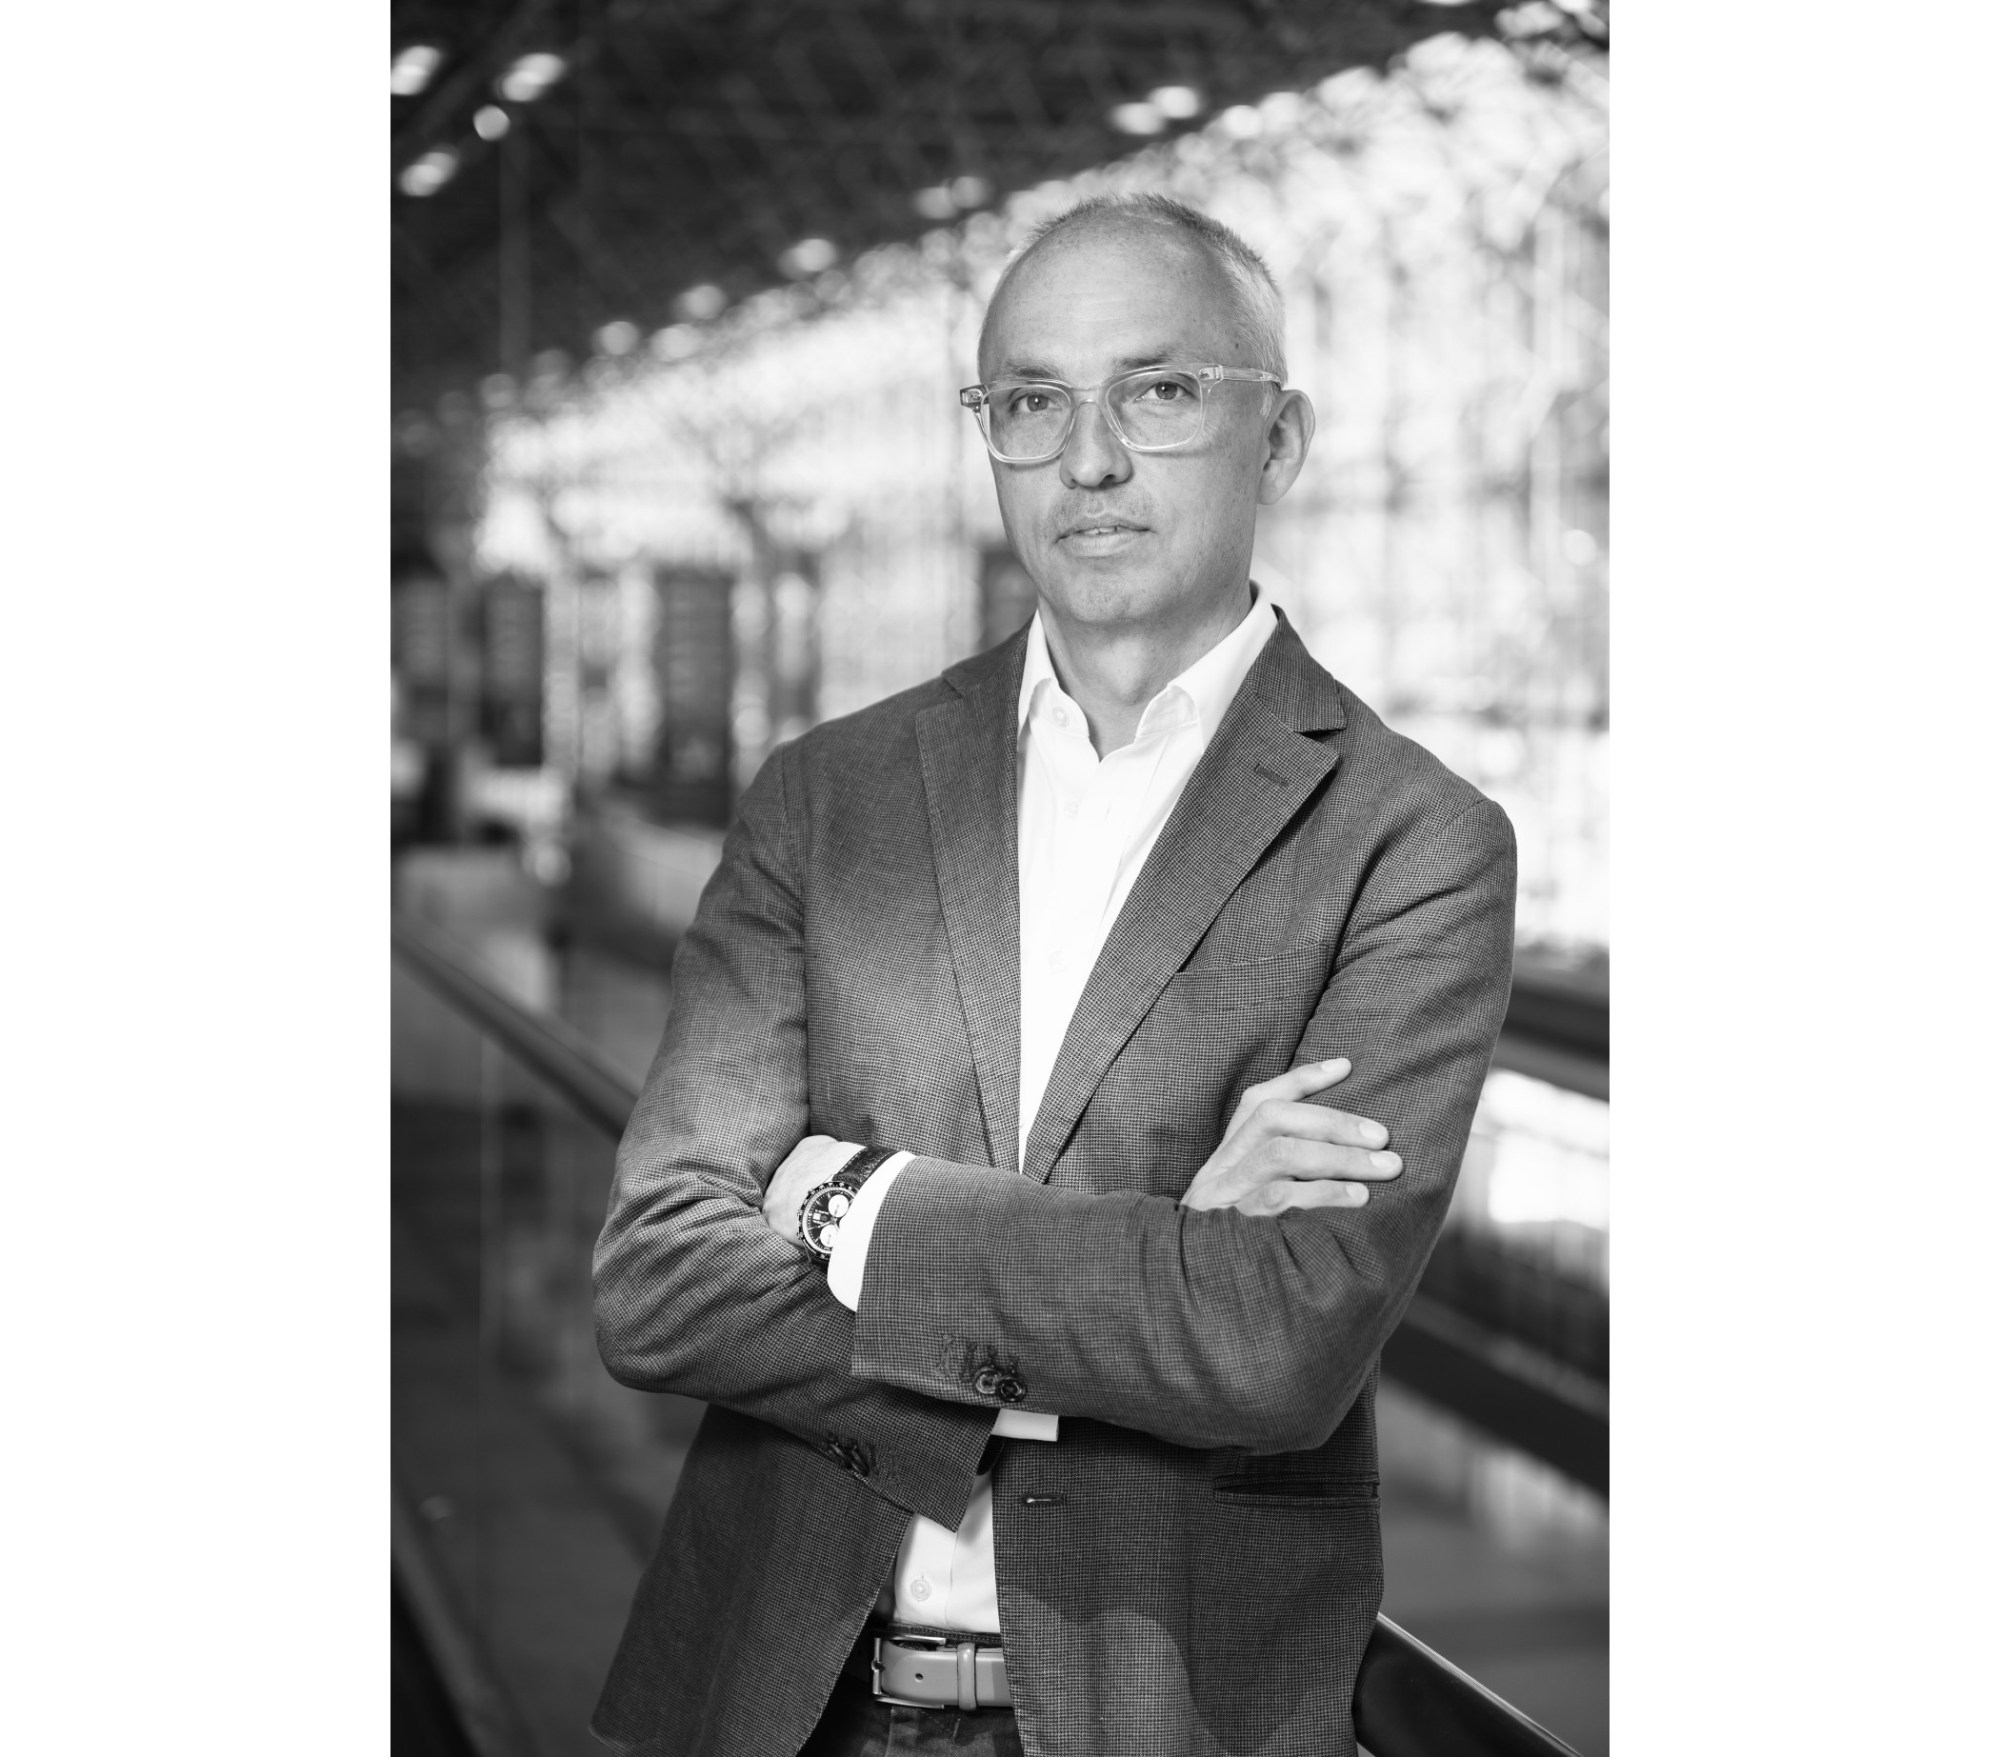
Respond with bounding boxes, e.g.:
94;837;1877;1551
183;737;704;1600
825;587;1280;1631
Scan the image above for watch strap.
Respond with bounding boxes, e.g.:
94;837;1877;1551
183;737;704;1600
832;1144;897;1187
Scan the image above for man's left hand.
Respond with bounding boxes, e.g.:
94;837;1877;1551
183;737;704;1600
760;1135;858;1242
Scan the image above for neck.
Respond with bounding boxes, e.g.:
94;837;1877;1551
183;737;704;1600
1039;583;1255;754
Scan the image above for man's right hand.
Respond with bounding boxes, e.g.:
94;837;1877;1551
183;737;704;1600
1180;1058;1400;1216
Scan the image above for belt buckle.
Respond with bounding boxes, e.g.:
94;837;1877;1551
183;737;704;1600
870;1634;987;1711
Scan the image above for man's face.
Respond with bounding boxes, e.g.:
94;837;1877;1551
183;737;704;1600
977;223;1309;641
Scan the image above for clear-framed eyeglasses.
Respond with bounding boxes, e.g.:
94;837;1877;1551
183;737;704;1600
958;363;1283;464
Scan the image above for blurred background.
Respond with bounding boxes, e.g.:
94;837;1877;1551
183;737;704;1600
389;5;1609;1755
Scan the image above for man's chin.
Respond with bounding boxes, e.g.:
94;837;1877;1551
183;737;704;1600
1038;570;1160;631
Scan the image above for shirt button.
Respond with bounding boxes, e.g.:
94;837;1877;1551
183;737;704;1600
1064;800;1080;819
1052;706;1069;728
910;1576;933;1602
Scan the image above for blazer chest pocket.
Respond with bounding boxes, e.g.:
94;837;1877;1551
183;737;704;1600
1158;948;1328;1015
1210;1473;1379;1510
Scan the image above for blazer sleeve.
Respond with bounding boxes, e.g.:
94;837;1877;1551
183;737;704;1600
591;743;995;1529
847;794;1518;1456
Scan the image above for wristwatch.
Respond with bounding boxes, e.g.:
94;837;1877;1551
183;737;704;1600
798;1145;898;1265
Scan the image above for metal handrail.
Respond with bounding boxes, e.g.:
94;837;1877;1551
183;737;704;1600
392;912;637;1139
1357;1618;1583;1757
392;912;1585;1757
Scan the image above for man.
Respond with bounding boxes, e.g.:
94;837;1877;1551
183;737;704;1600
591;194;1516;1757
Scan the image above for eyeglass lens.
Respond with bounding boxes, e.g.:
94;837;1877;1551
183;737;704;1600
987;368;1205;458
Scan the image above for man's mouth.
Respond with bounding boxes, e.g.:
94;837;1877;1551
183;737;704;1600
1059;521;1148;540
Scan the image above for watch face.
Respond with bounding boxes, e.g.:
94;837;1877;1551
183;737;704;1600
802;1179;859;1257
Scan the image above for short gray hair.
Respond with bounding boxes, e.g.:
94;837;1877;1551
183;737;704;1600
982;193;1288;381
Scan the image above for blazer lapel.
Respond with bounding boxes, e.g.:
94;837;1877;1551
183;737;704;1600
1020;616;1346;1184
914;633;1029;1172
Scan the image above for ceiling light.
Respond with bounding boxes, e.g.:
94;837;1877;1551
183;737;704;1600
778;237;838;277
596;320;640;357
397;149;460;198
1216;105;1263;140
1258;91;1306;128
912;185;956;222
498;51;566;104
1108;102;1166;137
391;44;441;97
948;175;991;209
473;105;510;141
675;284;727;322
1147;85;1202;120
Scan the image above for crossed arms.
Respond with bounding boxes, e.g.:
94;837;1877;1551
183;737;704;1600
594;737;1516;1514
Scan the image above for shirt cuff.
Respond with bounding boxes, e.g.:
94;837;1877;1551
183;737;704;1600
824;1150;912;1310
993;1409;1059;1441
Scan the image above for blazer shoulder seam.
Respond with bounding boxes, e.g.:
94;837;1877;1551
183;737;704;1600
1406;793;1513;868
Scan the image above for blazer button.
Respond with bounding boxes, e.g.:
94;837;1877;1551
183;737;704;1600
972;1367;1001;1397
996;1377;1027;1405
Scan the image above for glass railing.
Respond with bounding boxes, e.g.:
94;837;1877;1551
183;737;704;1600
393;917;701;1757
392;911;1586;1757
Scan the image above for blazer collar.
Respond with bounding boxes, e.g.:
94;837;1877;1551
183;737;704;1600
945;602;1346;732
916;626;1031;1170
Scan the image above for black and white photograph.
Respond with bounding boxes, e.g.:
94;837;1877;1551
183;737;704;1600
19;3;1999;1755
389;7;1608;1755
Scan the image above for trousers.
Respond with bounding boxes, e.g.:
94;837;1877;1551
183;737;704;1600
797;1676;1024;1757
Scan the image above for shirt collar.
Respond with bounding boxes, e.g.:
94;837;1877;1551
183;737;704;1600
1016;585;1279;741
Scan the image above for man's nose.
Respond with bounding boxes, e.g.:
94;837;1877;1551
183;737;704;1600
1059;397;1133;490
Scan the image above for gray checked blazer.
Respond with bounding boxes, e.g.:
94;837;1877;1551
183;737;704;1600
590;610;1517;1757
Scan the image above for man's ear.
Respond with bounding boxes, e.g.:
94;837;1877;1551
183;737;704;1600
1257;389;1316;506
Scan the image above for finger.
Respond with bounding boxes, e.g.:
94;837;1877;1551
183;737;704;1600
1262;1138;1402;1182
1243;1099;1390;1151
1242;1177;1370;1216
1227;1057;1351;1136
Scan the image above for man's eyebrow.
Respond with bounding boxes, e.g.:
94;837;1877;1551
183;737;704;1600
991;349;1185;381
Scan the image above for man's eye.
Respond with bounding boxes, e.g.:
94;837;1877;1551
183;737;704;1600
1136;376;1194;403
1007;389;1057;415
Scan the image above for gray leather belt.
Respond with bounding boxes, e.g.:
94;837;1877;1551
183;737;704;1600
869;1629;1012;1710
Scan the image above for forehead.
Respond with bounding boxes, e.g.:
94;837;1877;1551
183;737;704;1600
980;224;1240;379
